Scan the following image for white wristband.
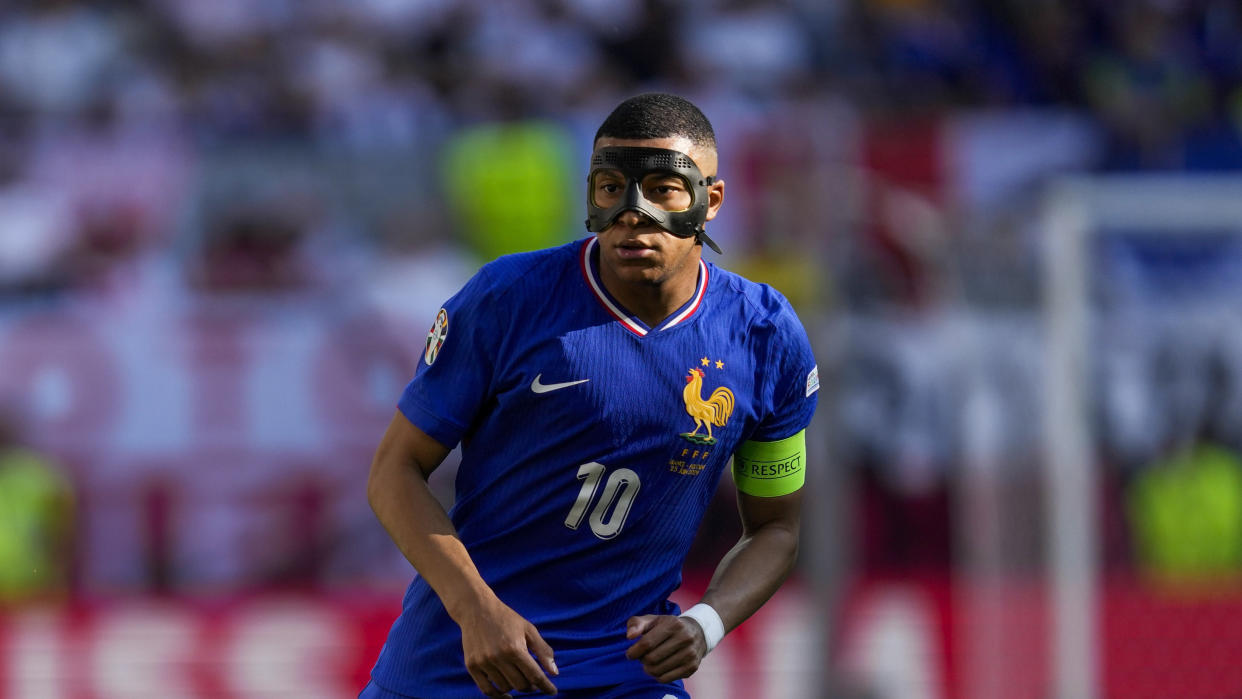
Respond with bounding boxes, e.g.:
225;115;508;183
679;603;725;652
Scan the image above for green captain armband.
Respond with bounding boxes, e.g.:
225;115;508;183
731;430;807;497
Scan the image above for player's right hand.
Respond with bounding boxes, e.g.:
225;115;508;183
456;595;558;697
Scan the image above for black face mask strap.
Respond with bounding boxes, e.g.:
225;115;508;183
695;174;721;254
697;230;723;255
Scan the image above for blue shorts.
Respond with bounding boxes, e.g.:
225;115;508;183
359;677;690;699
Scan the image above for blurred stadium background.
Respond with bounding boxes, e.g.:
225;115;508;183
2;0;1242;697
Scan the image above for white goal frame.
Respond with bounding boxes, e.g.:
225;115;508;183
1041;175;1242;699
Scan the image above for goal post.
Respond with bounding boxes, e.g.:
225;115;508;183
1040;175;1242;699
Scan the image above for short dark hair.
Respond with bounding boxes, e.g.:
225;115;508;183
594;93;717;152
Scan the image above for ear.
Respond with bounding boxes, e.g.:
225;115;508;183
704;179;725;222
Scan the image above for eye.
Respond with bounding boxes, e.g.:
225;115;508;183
590;174;627;208
646;183;687;200
640;176;692;211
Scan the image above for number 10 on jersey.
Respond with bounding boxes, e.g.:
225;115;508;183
563;462;641;540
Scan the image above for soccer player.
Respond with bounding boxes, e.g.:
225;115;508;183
363;93;819;698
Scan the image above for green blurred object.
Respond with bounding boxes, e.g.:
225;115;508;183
1128;443;1242;586
730;253;826;313
441;121;577;261
0;448;73;602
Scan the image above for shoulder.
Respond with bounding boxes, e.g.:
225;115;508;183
706;263;807;339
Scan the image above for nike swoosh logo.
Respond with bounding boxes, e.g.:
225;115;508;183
531;374;589;394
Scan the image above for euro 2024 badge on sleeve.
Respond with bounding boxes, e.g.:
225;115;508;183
425;309;449;366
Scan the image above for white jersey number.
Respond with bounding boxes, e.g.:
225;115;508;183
564;462;641;540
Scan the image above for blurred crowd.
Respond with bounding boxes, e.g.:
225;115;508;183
1;0;1241;297
2;0;1242;595
2;0;1240;151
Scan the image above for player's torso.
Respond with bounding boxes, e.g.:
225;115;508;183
373;242;803;695
448;249;767;631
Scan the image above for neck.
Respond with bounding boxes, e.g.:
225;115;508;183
598;258;700;329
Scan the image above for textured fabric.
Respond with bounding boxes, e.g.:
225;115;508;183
360;677;690;699
515;679;691;698
371;237;817;697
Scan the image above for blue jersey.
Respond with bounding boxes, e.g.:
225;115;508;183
370;237;818;697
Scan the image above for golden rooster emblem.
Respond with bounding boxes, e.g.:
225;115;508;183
681;367;735;445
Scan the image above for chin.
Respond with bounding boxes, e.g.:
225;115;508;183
635;269;672;287
611;262;666;285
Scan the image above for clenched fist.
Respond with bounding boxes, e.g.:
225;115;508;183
624;614;709;683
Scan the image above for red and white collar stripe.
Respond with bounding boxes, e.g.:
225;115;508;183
580;237;709;336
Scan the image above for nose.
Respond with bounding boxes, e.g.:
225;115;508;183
614;209;653;228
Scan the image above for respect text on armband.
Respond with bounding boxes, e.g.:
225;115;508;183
741;454;802;479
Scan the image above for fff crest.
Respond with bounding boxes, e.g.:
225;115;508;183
680;365;734;446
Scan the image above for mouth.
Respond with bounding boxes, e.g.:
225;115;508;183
613;238;659;260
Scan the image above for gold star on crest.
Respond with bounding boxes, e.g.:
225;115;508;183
715;360;724;369
700;357;710;366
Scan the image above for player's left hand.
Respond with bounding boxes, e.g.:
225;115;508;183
624;614;708;683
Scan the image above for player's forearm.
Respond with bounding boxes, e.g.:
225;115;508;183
699;520;799;633
367;456;497;620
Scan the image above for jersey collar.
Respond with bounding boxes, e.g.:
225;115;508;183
580;237;709;337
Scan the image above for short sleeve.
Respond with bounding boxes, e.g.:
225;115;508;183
397;268;500;448
749;304;819;443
